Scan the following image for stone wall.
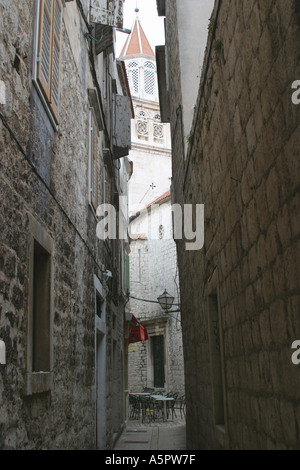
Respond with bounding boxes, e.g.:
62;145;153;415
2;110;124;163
165;0;300;449
0;0;127;449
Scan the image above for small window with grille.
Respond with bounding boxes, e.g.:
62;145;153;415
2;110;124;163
159;224;164;239
127;60;139;96
136;110;148;136
153;113;163;139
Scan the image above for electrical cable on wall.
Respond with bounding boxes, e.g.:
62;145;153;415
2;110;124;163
0;112;102;275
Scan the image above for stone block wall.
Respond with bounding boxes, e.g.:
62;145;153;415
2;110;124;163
0;0;126;449
165;0;300;449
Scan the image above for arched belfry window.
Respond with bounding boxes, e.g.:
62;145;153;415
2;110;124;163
127;60;139;96
136;110;148;136
144;61;156;96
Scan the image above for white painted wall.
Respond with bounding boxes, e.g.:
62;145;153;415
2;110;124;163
128;95;172;216
176;0;214;151
128;146;171;215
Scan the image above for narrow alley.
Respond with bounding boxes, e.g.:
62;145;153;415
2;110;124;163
0;0;299;453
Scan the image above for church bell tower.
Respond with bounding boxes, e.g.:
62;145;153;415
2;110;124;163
119;10;172;214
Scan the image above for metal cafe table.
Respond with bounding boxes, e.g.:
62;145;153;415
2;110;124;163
150;394;175;421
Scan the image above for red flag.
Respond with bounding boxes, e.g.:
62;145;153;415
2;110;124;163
129;315;149;343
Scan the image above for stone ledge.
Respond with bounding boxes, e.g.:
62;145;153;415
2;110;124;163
24;371;53;395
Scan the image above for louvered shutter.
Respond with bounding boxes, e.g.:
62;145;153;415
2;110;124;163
90;112;98;210
37;0;53;101
37;0;62;124
49;0;62;122
104;167;110;243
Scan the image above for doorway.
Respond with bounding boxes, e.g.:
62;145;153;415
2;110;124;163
94;275;106;449
96;329;106;449
152;335;165;388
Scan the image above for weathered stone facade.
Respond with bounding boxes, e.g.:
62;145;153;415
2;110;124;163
158;0;300;449
0;0;131;449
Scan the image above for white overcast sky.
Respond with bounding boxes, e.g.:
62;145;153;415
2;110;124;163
116;0;165;56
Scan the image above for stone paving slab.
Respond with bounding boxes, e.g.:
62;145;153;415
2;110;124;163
114;418;186;451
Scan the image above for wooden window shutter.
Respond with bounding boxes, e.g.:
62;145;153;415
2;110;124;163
37;0;62;124
105;167;110;243
125;254;130;293
105;167;110;206
114;219;119;272
90;112;98;210
49;0;62;121
37;0;53;101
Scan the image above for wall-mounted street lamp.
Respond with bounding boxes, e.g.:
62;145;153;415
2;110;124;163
157;289;175;312
127;289;181;320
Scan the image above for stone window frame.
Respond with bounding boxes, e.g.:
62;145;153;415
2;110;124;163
24;214;54;395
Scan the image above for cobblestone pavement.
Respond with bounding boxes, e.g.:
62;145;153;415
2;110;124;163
114;416;186;451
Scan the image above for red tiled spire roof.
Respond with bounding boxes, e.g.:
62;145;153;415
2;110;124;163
119;17;155;59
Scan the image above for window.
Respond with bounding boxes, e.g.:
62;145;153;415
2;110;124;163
208;294;226;428
94;275;106;448
104;166;110;243
96;291;104;318
136;110;148;136
25;215;53;395
127;60;139;96
153;113;163;139
104;167;110;206
120;250;130;294
0;340;6;365
152;335;165;388
125;253;130;294
144;61;156;96
159;224;164;239
36;0;63;124
114;220;119;272
89;110;98;211
32;241;51;372
94;274;106;327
